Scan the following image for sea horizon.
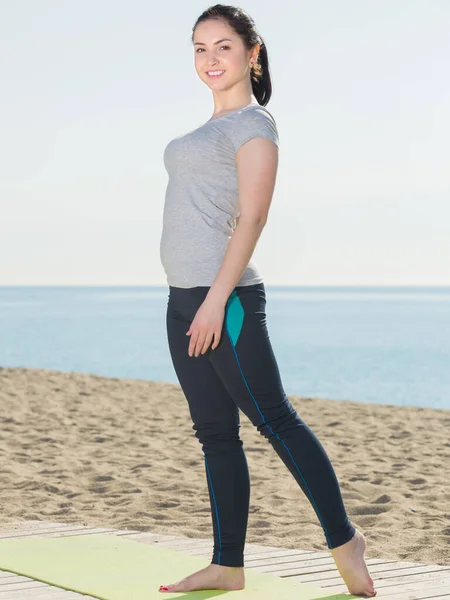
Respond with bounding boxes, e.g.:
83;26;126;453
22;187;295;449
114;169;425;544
1;284;449;411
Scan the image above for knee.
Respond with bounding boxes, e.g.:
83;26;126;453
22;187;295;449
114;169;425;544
255;401;301;439
193;420;242;448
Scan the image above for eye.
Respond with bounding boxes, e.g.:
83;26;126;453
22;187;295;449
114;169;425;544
195;45;230;53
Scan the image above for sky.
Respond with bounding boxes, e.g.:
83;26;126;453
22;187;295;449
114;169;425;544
0;0;449;286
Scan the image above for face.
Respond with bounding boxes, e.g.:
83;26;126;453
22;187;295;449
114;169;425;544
193;19;258;89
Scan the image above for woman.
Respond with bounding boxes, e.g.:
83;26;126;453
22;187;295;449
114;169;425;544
159;4;376;597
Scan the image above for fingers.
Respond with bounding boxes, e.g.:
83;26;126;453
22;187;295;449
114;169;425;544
187;330;199;357
188;329;220;356
189;331;209;357
200;331;214;355
211;330;220;350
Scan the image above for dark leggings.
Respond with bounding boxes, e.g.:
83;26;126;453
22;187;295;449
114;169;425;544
166;282;356;567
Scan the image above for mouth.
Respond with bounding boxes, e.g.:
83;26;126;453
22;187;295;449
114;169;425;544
206;70;225;79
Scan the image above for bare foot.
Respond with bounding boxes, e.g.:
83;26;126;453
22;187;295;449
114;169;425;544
158;563;245;593
330;528;377;597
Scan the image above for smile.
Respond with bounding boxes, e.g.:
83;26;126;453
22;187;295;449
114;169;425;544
206;70;225;78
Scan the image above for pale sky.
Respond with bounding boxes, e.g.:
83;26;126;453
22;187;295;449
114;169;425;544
1;0;449;286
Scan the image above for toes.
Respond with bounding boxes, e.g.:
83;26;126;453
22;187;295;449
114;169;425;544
159;583;179;593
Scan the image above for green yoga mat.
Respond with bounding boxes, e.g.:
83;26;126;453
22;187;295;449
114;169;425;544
0;533;354;599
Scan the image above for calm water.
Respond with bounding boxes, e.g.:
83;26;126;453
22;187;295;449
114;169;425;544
1;286;449;410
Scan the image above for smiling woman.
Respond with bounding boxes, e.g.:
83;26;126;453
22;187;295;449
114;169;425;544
158;4;376;598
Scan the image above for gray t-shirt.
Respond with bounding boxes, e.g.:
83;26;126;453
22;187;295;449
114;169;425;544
159;102;279;288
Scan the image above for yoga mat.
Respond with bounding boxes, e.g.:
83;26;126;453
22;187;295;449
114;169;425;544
0;533;355;599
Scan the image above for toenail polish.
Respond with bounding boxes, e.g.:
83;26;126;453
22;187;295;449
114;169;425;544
160;586;169;591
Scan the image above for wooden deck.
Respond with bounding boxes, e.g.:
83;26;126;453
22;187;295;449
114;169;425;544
0;521;449;599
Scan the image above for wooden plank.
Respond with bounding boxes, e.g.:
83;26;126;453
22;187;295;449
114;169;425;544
148;536;313;557
0;528;179;547
0;521;157;542
319;567;450;591
247;554;398;572
150;538;309;558
192;548;313;561
375;569;450;587
243;549;331;562
190;549;331;563
0;578;54;592
0;577;89;599
147;538;213;550
325;579;450;597
117;531;182;545
270;562;394;581
243;553;391;567
0;571;17;580
376;585;450;599
0;590;89;599
289;563;449;585
188;551;396;575
190;545;329;560
0;522;92;534
0;525;119;540
0;593;87;599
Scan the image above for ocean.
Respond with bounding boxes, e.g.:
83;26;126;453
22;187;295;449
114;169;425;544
1;285;449;410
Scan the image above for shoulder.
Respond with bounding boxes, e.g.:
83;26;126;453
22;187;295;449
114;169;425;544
238;104;277;127
226;104;279;152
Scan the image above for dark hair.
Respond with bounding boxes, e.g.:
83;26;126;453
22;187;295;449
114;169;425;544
191;4;273;106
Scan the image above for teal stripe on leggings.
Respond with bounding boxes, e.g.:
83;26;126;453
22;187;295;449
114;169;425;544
225;291;244;346
224;289;332;547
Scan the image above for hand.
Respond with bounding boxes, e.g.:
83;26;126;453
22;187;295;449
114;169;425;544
186;297;225;357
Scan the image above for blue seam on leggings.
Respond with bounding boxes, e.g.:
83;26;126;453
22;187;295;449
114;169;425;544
225;291;332;547
205;456;222;564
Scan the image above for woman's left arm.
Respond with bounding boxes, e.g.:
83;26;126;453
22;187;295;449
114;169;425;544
207;136;279;306
186;136;278;357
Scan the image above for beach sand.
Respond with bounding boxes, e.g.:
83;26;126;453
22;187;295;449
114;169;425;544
1;366;448;565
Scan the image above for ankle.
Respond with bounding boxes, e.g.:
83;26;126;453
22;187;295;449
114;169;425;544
211;564;244;572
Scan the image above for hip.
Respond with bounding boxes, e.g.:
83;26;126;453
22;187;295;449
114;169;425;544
167;282;266;323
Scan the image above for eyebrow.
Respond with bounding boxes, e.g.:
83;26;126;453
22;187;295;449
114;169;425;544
193;38;233;46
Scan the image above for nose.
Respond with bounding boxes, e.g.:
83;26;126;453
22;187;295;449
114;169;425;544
203;51;219;64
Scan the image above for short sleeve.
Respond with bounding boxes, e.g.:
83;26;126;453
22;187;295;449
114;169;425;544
227;107;279;152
